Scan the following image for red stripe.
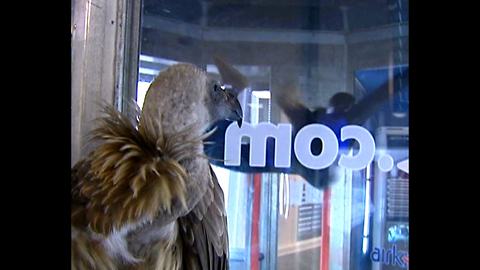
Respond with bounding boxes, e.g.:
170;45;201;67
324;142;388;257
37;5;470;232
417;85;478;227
250;173;262;270
320;187;331;270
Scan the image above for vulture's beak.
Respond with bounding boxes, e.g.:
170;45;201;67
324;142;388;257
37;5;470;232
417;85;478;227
227;98;243;128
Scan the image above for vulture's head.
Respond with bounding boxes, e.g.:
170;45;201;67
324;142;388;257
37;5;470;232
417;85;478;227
141;59;246;137
204;77;243;128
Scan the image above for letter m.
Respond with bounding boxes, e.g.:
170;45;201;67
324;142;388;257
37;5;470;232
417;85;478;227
224;122;292;168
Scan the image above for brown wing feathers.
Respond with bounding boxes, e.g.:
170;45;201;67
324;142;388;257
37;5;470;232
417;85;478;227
179;166;229;270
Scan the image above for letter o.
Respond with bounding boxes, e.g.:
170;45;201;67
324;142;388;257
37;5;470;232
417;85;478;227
294;124;338;170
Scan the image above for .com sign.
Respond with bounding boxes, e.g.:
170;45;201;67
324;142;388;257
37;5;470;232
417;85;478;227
224;122;375;170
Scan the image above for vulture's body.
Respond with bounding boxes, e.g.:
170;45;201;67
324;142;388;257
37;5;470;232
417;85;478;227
71;62;244;270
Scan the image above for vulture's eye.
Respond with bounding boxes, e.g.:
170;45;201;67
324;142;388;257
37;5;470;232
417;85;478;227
214;84;225;92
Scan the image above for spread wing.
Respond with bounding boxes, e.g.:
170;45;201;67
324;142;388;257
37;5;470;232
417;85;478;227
212;54;248;96
273;82;318;131
345;67;409;125
179;165;229;270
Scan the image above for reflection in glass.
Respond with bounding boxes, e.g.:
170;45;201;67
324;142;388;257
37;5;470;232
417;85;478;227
387;224;409;243
134;1;409;270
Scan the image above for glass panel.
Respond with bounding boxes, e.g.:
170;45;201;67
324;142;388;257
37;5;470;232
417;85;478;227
134;1;409;270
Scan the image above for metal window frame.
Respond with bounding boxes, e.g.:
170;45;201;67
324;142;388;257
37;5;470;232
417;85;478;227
71;0;141;165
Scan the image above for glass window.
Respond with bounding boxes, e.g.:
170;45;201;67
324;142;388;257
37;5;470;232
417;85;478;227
125;0;408;269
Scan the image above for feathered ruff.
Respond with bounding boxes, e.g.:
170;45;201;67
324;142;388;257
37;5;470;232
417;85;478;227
71;229;117;270
71;103;216;236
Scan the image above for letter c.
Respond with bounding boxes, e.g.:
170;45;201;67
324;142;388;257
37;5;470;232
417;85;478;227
338;125;375;170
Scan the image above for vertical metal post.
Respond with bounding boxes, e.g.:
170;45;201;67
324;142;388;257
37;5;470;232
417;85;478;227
119;0;142;116
340;6;350;94
388;51;394;112
259;173;279;270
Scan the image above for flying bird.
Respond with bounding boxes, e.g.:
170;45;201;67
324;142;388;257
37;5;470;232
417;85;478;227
71;61;243;270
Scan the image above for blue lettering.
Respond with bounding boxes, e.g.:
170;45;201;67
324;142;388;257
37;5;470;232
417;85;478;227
385;249;392;265
370;247;381;262
371;245;408;268
392;244;406;267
